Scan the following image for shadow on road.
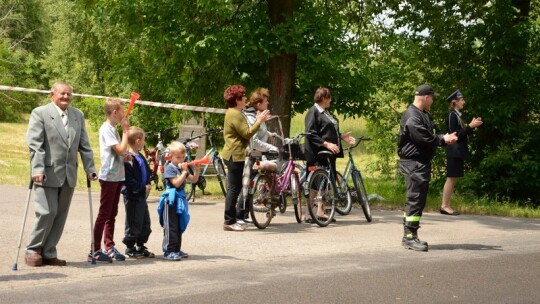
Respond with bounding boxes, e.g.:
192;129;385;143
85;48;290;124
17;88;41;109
430;243;503;251
0;272;66;282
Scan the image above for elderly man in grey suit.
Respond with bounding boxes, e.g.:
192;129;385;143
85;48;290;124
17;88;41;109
25;81;97;267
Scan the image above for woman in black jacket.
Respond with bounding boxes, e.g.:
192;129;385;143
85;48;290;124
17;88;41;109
441;90;483;216
304;87;355;222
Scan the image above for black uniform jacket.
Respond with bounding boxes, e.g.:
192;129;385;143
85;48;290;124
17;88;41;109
122;153;151;198
445;109;473;159
398;104;445;163
304;105;344;162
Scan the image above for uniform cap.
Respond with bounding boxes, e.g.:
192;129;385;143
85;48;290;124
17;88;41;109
446;90;464;102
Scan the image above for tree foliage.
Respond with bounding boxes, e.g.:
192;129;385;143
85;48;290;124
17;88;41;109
0;0;48;121
42;0;373;137
364;0;539;203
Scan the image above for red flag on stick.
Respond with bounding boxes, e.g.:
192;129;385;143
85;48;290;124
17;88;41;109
126;92;140;117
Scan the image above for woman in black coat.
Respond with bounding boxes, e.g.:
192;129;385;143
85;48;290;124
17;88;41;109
304;87;355;222
441;90;483;215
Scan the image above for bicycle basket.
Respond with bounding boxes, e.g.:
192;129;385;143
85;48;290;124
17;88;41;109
280;141;305;160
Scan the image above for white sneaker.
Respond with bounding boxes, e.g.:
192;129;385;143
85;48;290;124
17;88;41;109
223;223;246;231
244;218;253;224
236;219;247;225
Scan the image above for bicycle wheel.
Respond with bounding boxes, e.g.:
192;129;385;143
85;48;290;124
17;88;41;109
249;174;273;229
185;166;196;201
335;172;353;216
185;181;195;201
306;169;336;227
352;170;372;222
213;157;227;197
290;172;303;223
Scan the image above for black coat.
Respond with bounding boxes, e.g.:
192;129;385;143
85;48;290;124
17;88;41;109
304;105;343;162
397;104;445;163
122;153;151;198
445;109;473;159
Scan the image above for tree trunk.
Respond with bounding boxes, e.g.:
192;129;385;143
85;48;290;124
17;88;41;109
267;0;296;138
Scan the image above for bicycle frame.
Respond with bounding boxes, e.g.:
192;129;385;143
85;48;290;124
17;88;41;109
339;137;371;198
179;128;227;200
143;128;170;192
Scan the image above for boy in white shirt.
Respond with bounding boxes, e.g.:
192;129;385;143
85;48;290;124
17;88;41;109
88;98;130;262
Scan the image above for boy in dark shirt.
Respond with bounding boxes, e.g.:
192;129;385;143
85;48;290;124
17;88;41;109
122;126;154;258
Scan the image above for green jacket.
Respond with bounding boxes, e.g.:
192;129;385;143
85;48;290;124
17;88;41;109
221;108;261;162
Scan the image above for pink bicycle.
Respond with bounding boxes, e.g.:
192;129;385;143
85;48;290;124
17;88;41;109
246;132;308;229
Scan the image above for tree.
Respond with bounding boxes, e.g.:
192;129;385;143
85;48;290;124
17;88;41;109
0;0;48;121
45;0;373;138
364;0;540;203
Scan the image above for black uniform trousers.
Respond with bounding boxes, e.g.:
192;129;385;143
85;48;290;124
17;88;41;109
122;194;152;248
399;159;431;229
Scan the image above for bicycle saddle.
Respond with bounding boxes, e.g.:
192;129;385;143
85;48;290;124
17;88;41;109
316;150;333;159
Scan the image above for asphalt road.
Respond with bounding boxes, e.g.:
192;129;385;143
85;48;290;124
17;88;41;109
0;185;539;303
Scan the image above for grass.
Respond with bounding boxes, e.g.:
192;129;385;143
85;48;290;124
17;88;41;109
2;114;539;217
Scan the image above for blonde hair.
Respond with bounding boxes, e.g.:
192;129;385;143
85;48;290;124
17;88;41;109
168;141;186;155
104;98;124;116
128;126;145;145
246;87;269;108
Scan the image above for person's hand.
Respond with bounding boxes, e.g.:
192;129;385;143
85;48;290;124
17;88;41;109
323;141;340;154
120;117;130;131
443;132;458;144
32;174;45;184
123;153;133;162
256;110;271;124
145;184;152;194
469;117;483;128
179;162;189;171
87;172;98;181
341;131;356;145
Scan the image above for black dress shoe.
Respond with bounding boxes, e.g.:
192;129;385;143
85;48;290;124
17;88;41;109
440;208;460;216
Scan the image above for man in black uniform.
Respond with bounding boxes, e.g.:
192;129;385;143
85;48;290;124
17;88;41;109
397;84;458;251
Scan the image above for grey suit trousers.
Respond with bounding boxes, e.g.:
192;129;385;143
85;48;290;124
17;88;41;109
26;181;74;258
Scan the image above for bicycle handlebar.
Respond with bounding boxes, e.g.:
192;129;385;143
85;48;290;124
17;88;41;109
345;136;371;150
145;126;177;136
273;132;309;144
178;128;223;144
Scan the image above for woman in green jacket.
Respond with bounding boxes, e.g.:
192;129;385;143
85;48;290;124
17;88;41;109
221;85;271;231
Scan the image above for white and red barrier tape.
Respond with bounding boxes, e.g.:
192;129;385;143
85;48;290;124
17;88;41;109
0;85;227;114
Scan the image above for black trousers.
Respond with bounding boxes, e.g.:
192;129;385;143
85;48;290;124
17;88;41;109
162;201;182;253
399;159;431;229
122;194;152;248
224;160;244;225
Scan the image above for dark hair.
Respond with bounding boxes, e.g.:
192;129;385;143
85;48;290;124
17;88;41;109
314;87;331;104
223;85;246;108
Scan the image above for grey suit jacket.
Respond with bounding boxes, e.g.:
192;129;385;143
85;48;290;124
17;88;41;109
27;102;95;188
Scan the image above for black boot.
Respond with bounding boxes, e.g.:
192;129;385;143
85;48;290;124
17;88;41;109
402;226;428;251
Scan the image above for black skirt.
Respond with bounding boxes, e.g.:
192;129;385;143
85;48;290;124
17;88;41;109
446;157;464;177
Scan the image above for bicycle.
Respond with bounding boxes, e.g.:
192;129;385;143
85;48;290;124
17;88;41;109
337;136;372;221
304;148;352;227
178;128;227;201
246;132;308;229
143;126;177;194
